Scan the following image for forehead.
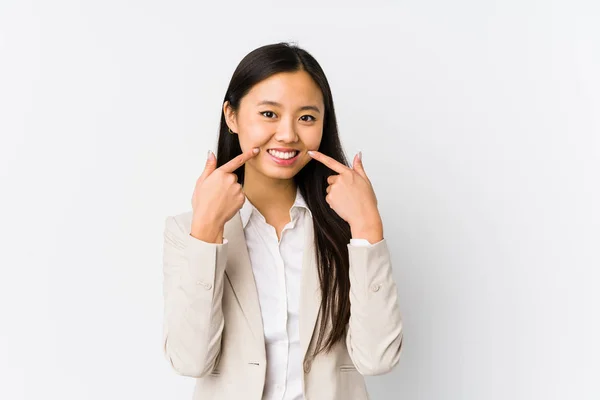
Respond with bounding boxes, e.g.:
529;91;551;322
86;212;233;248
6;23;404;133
243;70;324;108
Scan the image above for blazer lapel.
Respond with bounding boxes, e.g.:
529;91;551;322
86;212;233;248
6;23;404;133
299;215;321;363
223;213;265;345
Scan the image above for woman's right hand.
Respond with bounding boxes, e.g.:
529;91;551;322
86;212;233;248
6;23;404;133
189;148;260;243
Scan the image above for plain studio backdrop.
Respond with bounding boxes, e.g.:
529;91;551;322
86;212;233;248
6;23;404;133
1;1;599;399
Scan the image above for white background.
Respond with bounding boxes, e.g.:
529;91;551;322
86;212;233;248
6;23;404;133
1;1;599;399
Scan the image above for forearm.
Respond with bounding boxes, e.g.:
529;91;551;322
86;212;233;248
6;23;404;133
345;239;403;375
162;216;228;377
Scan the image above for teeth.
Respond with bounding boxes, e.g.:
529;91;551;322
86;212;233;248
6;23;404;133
268;150;298;160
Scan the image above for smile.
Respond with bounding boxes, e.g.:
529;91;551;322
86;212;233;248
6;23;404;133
267;149;299;160
266;149;301;166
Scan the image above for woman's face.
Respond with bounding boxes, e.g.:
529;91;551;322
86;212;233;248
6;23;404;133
224;70;325;181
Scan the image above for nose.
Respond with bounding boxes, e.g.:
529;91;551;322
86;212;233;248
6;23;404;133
274;119;299;143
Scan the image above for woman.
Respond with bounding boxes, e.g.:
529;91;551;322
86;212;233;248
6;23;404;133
162;42;403;400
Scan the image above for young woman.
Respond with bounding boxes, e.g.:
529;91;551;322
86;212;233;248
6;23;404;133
162;42;403;400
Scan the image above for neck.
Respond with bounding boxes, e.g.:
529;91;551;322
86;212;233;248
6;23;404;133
242;166;297;215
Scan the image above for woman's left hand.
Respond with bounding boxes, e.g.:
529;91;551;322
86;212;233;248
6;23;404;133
308;150;384;243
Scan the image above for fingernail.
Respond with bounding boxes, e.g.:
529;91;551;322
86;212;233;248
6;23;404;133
308;151;314;156
358;151;362;161
253;148;260;154
207;150;211;159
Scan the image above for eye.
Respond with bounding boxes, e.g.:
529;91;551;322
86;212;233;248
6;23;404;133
260;111;277;118
300;115;316;122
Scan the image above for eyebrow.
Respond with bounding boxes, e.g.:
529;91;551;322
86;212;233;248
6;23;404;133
256;100;321;114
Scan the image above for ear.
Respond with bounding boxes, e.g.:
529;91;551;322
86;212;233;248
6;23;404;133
223;101;239;133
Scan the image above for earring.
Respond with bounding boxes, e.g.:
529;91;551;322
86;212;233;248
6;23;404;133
228;128;235;134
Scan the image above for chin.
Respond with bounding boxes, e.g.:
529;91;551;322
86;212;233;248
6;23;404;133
247;155;309;181
261;168;300;181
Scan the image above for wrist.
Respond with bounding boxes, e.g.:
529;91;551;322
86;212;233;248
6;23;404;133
190;217;225;244
350;212;384;244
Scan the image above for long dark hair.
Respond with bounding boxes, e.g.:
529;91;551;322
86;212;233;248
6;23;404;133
216;42;352;357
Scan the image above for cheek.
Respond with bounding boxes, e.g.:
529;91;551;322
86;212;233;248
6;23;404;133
301;128;323;150
236;121;272;151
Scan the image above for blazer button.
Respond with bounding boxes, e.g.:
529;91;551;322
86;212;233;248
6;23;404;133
370;283;382;292
196;281;212;290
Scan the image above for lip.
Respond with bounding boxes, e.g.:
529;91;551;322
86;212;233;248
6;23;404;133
266;148;301;166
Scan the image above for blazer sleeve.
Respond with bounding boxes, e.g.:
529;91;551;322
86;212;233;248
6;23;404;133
162;215;228;378
345;239;404;375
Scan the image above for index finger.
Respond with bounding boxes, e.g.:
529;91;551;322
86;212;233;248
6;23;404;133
308;150;350;174
218;147;260;173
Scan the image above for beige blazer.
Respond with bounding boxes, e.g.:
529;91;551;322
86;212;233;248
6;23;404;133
162;210;403;400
